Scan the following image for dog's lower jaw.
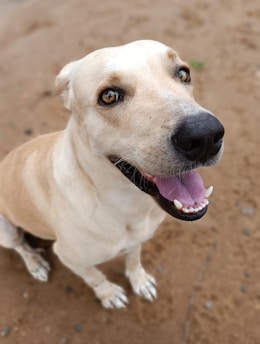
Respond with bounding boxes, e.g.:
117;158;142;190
153;191;208;221
109;157;208;221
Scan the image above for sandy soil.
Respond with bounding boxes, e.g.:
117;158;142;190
0;0;260;343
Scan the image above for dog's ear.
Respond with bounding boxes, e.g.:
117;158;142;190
55;61;78;110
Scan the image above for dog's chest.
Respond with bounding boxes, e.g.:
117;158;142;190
108;194;165;255
52;175;165;264
73;189;164;261
118;211;164;255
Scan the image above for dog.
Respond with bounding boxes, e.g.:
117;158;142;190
0;40;224;308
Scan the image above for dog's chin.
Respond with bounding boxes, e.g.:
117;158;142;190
109;157;210;222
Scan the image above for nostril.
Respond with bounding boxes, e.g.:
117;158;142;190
172;113;224;163
214;129;224;144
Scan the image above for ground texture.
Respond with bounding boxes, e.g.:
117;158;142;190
0;0;260;343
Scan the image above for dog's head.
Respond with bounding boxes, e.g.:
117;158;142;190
56;40;224;221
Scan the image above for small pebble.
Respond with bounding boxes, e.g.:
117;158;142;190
234;200;240;207
241;229;250;237
1;326;10;337
241;207;255;216
157;265;165;273
41;90;53;97
24;128;33;136
240;284;248;293
73;324;81;333
244;271;250;278
65;286;73;294
205;300;214;309
23;291;29;299
59;336;68;344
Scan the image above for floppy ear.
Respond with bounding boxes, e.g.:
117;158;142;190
55;61;78;110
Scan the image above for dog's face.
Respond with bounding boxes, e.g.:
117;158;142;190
56;40;224;221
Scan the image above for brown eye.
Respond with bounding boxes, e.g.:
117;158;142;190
177;68;191;83
99;88;121;105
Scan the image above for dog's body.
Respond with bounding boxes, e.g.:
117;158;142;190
0;40;224;308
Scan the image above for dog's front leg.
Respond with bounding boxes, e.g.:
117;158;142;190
125;244;157;301
53;243;128;309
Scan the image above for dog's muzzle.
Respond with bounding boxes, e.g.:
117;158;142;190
110;111;224;222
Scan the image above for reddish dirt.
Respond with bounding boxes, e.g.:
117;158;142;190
0;1;260;343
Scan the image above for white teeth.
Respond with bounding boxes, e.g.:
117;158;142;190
201;199;208;207
176;199;209;214
205;186;213;199
174;198;209;214
174;199;183;210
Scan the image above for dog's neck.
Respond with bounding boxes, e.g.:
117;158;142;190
52;116;130;191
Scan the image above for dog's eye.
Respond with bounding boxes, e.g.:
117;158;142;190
99;88;121;105
177;68;191;83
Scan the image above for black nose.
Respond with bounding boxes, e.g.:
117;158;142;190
172;112;224;163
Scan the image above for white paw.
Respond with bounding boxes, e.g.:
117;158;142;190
25;253;50;282
94;283;128;309
15;243;51;282
127;268;157;301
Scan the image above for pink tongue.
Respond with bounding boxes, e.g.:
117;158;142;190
155;171;205;206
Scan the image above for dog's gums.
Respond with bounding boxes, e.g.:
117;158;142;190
110;158;212;221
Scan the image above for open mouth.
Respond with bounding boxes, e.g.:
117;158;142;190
110;158;213;221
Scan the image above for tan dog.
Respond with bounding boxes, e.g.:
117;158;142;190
0;40;224;308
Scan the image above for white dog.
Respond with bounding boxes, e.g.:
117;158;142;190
0;40;224;308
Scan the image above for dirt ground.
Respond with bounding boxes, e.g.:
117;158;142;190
0;0;260;343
